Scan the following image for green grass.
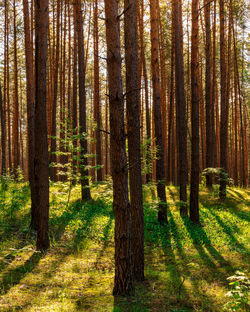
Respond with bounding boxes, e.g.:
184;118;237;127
0;179;249;311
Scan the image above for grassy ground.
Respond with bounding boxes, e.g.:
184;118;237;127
0;179;249;312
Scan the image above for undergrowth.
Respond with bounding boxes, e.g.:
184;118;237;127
0;179;249;311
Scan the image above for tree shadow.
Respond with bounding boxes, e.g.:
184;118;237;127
205;208;248;255
199;190;249;223
168;211;222;310
182;215;234;280
0;251;42;295
93;212;113;270
50;198;112;246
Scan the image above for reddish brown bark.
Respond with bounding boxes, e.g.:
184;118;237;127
104;0;133;295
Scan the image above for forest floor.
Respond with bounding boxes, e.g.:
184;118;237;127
0;178;249;312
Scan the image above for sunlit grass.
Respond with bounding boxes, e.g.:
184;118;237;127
0;179;249;311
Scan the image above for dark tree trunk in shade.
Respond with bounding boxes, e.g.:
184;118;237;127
190;0;200;224
204;0;213;187
219;0;228;199
124;0;144;282
150;0;167;224
34;0;50;251
0;83;6;175
104;0;133;295
173;0;188;216
23;0;37;229
74;0;91;201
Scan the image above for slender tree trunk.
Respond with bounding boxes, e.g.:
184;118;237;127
173;0;188;215
150;0;167;223
23;0;36;229
104;0;133;295
139;0;151;183
204;0;213;187
93;0;103;182
124;0;144;282
34;0;50;251
168;4;175;185
74;0;91;201
13;0;20;177
219;0;228;199
49;0;60;182
0;83;6;175
190;0;200;224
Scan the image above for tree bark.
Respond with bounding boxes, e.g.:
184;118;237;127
74;0;91;201
190;0;200;224
104;0;133;295
124;0;144;282
13;0;20;178
173;0;188;215
150;0;167;223
34;0;50;251
93;0;103;182
219;0;228;199
23;0;36;229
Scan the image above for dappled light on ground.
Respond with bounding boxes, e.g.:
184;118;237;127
0;182;249;311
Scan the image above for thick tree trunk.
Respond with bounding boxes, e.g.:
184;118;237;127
124;0;144;282
150;0;167;223
190;0;200;224
104;0;133;295
34;0;50;251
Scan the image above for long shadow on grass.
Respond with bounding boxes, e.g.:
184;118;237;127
199;191;250;223
0;251;42;295
50;198;112;246
2;250;70;311
205;208;248;255
182;215;234;279
168;210;220;310
93;211;113;270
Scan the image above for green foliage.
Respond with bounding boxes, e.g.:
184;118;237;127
224;271;250;311
0;182;249;311
140;138;158;176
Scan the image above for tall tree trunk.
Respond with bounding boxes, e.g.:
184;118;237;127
13;0;20;177
168;3;175;185
139;0;151;183
104;0;133;295
23;0;36;229
49;0;60;182
173;0;188;215
74;0;91;201
93;0;103;182
219;0;228;199
34;0;50;251
190;0;200;224
124;0;144;282
150;0;167;223
72;5;78;185
204;0;213;187
0;83;6;175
